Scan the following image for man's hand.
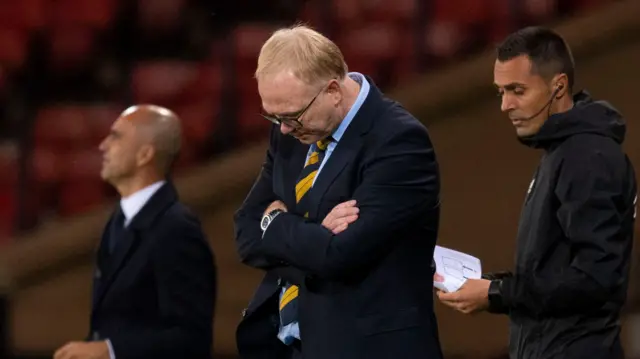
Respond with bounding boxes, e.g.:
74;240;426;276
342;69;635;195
322;200;359;234
263;200;287;218
53;341;110;359
435;278;491;315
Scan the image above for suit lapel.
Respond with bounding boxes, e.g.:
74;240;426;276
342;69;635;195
92;181;178;313
308;76;381;218
307;140;356;219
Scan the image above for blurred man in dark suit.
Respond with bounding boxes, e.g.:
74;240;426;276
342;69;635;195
234;25;443;359
436;27;637;359
54;105;217;359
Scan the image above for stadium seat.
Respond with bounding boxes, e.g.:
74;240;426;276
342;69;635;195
365;0;418;23
84;103;123;143
0;0;46;30
31;145;63;185
233;23;279;70
34;105;92;149
432;0;490;26
0;26;28;71
131;61;200;104
423;20;467;60
174;100;219;146
50;0;116;29
137;0;186;32
47;25;95;70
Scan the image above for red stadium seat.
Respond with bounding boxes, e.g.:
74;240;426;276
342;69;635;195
47;25;95;70
432;0;490;26
331;0;365;28
233;23;279;67
183;62;223;103
174;100;219;145
0;0;47;30
337;23;400;62
31;145;64;185
137;0;186;32
84;103;123;143
423;20;467;60
522;0;558;22
34;105;92;148
50;0;116;29
131;61;200;104
0;26;28;70
365;0;418;23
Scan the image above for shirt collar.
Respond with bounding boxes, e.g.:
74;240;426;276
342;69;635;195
330;72;370;143
120;180;166;224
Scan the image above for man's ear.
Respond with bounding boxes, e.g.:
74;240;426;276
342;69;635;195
136;144;156;167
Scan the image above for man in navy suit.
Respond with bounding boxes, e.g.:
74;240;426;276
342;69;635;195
234;25;443;359
54;105;216;359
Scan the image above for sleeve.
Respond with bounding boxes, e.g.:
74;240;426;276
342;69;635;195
261;125;440;279
499;151;633;317
233;126;281;269
232;125;311;285
107;215;217;359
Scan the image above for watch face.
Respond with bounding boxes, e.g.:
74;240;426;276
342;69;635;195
261;216;270;230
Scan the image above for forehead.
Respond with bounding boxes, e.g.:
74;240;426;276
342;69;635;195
257;71;313;113
111;113;138;135
493;55;541;86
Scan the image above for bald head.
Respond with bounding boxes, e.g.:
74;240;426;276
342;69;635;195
121;104;182;174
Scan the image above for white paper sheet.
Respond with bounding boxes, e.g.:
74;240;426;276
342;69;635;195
433;245;482;293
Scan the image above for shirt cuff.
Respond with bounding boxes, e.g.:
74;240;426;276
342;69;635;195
106;339;115;359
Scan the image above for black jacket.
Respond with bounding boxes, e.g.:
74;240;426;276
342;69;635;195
488;91;637;359
90;182;217;359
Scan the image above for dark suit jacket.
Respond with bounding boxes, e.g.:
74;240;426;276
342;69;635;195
234;78;443;359
90;182;217;359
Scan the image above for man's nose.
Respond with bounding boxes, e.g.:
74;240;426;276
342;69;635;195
280;123;294;135
501;95;515;113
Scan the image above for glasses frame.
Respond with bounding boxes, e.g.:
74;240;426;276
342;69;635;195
259;84;328;129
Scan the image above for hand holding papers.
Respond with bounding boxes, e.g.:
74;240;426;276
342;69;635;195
433;245;482;293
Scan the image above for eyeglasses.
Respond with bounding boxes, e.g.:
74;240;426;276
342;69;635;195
260;86;325;129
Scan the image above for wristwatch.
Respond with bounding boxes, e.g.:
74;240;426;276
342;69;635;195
261;209;284;232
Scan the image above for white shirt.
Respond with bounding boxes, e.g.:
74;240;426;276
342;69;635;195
106;180;165;359
120;180;166;226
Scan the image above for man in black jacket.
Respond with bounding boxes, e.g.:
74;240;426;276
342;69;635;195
54;105;216;359
436;26;637;359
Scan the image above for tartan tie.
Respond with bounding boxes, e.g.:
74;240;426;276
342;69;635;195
279;137;332;336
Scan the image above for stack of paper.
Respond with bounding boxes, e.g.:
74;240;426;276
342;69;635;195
433;245;482;293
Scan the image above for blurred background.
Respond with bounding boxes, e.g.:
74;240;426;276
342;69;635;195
0;0;639;358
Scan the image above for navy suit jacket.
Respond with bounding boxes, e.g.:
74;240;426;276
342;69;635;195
90;182;217;359
234;79;443;359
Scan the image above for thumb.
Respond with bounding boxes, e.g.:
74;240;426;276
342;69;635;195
434;273;445;283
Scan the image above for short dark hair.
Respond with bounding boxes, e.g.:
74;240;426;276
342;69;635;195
497;26;575;90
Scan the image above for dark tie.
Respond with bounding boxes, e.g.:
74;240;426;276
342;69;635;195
279;137;332;329
108;207;126;254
